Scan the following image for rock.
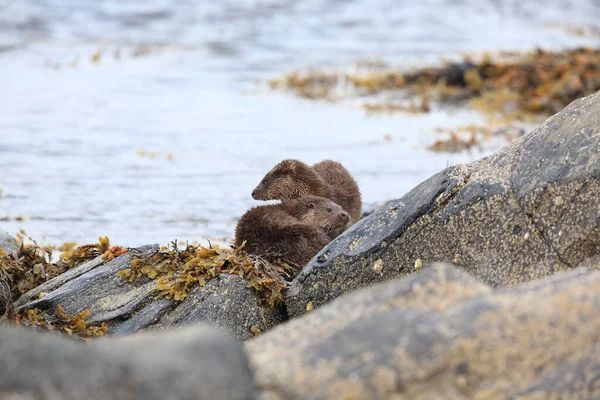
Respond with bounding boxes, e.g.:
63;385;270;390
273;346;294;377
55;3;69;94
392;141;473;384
156;274;286;340
287;90;600;317
0;230;18;257
15;246;285;340
0;280;13;320
0;323;255;400
248;264;600;400
359;200;392;219
14;254;108;308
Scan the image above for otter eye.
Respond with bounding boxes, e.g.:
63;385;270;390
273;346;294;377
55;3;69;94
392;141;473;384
326;207;332;212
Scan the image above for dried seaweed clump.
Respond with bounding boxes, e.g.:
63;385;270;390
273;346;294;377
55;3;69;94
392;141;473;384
427;124;526;153
0;233;57;298
120;242;291;307
57;235;113;268
0;232;128;300
13;306;108;340
0;249;20;290
269;47;600;121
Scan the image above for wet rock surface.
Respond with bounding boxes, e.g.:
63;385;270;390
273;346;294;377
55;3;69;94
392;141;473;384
0;324;255;400
15;245;285;340
0;229;18;257
0;280;13;320
248;263;600;400
286;91;600;317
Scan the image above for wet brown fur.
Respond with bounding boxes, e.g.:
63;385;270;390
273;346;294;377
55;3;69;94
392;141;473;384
234;196;351;269
252;159;362;223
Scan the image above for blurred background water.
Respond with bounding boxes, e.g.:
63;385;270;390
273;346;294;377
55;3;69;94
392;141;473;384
0;0;599;247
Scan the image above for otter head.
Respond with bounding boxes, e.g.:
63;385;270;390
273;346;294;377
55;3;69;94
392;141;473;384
252;159;326;201
293;196;352;238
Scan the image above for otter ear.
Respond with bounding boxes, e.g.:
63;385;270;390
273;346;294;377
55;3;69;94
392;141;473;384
307;201;315;209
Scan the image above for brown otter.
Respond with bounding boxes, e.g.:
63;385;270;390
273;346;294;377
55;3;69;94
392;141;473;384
251;159;362;223
234;196;351;268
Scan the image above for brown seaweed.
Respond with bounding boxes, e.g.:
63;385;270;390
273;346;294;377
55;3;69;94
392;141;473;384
120;241;292;307
0;233;127;300
13;306;108;340
427;124;527;153
269;47;600;122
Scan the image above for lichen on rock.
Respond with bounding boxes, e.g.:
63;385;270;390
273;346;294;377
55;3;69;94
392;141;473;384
286;90;600;317
248;264;600;400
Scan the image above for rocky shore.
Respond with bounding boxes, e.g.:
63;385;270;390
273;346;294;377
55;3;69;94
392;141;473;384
2;90;600;399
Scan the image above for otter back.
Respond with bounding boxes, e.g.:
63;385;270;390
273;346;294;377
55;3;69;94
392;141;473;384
234;205;330;272
312;160;362;222
234;196;350;272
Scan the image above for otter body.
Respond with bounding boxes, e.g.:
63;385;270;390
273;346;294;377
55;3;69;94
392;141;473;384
234;196;350;268
251;159;362;222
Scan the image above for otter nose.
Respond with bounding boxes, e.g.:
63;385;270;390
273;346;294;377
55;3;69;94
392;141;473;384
251;190;257;199
341;211;349;220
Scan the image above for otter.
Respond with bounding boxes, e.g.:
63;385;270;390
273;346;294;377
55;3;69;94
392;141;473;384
234;196;351;268
251;159;362;223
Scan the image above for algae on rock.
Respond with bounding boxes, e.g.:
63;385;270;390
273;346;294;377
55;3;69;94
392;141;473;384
16;243;288;340
120;241;292;307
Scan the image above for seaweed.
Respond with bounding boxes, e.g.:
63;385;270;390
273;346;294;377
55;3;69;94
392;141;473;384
102;245;130;262
0;249;21;290
0;215;25;221
427;124;526;153
0;233;126;339
2;279;107;340
545;22;600;38
120;241;292;307
13;306;108;340
0;232;128;300
57;235;111;268
269;47;600;122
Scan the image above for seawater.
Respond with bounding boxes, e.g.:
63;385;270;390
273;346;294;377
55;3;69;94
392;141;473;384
1;0;599;246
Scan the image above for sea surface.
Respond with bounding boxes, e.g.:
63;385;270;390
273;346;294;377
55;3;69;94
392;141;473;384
1;0;599;247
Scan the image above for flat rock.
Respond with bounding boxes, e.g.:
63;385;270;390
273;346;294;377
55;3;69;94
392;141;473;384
0;323;255;400
248;263;600;399
15;246;285;340
287;90;600;317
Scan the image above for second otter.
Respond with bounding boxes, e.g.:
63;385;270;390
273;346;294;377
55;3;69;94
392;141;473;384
251;159;362;223
234;196;351;269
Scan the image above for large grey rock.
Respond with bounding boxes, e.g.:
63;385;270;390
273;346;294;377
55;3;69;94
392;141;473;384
248;264;600;400
286;90;600;317
15;246;285;340
0;323;255;400
0;230;18;257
